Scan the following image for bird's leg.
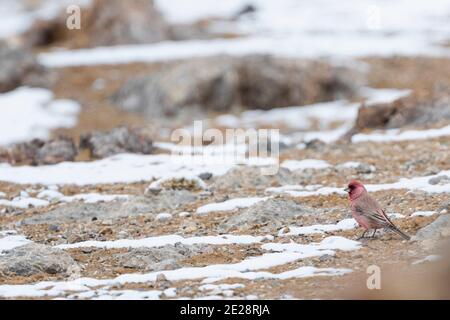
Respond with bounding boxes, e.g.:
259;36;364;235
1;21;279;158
357;230;367;240
371;229;377;238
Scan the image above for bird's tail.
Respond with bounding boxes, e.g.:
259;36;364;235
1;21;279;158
388;225;410;240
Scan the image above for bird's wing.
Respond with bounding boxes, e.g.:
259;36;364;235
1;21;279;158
355;194;393;227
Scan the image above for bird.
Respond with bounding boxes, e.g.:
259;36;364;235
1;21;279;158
345;180;410;240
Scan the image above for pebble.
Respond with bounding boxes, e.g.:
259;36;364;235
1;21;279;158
155;213;173;222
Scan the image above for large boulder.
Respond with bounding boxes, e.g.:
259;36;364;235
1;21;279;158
1;137;77;166
80;126;154;159
0;243;80;277
113;55;357;118
85;0;170;46
352;93;450;132
218;197;317;233
413;214;450;241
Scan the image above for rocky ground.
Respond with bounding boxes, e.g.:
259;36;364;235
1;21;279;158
0;0;450;300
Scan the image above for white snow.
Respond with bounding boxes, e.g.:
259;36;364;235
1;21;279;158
0;196;50;209
0;192;129;208
196;197;267;215
411;211;437;217
0;0;91;40
56;234;273;250
0;232;32;254
0;152;277;186
263;236;361;252
412;255;442;265
0;87;80;146
281;159;330;171
0;235;358;298
155;213;173;222
352;124;450;143
279;219;358;236
267;170;450;197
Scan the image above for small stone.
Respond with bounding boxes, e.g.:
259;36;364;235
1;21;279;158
155;213;172;222
146;186;162;195
156;273;168;282
178;212;191;218
99;227;113;236
428;175;450;185
198;172;213;180
48;224;60;232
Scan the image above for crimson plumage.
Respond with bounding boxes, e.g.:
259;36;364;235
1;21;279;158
346;180;410;240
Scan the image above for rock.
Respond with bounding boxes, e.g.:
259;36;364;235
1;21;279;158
0;243;80;277
35;138;78;165
428;175;450;186
115;243;204;272
85;0;170;46
0;41;46;92
80;127;153;159
113;55;357;118
336;162;376;174
352;93;450;132
413;214;450;241
212;166;300;192
155;213;173;222
218;197;317;232
233;4;258;19
21;192;196;225
3;137;77;166
147;176;207;192
198;172;213;180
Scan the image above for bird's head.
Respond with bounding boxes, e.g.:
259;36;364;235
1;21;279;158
344;180;366;200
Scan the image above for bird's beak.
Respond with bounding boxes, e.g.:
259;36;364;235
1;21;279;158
344;187;350;192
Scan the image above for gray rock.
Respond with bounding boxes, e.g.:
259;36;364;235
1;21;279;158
212;166;300;192
113;55;356;118
80;126;153;159
115;243;205;272
428;175;450;186
0;41;45;92
198;172;213;180
0;243;79;277
2;137;77;166
85;0;170;46
413;214;450;241
218;197;317;232
21;192;196;225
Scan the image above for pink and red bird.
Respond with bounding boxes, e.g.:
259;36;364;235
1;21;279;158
345;180;410;240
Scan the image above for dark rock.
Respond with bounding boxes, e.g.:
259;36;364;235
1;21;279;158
198;172;213;180
233;4;258;19
80;127;153;159
3;137;77;166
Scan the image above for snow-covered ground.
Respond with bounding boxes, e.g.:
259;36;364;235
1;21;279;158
37;0;450;67
0;87;80;146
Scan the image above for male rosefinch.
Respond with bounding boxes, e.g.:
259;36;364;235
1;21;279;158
345;180;410;240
